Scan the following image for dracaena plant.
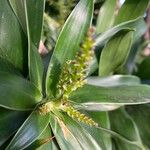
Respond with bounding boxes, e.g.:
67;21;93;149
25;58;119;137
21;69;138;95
0;0;150;150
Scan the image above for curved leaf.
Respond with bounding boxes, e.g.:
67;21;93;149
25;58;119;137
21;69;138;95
109;108;144;150
90;18;146;75
50;114;83;150
0;58;21;75
70;84;150;108
0;72;42;110
24;0;44;92
82;112;112;150
0;108;28;146
0;0;28;73
9;0;45;47
99;29;134;76
114;0;149;25
95;17;146;47
46;0;94;96
127;104;150;148
25;126;56;150
87;75;140;87
96;0;116;33
82;75;141;111
9;0;26;33
60;114;102;150
6;110;50;150
9;0;45;92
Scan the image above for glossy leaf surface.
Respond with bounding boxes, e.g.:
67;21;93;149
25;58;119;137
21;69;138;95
0;59;21;75
109;108;144;150
95;17;146;47
87;75;140;87
50;114;83;150
61;114;102;150
0;72;42;110
0;108;28;146
46;0;94;96
96;0;116;33
9;0;45;46
114;0;149;25
99;30;134;76
0;0;27;73
82;112;112;150
9;0;45;92
6;111;50;150
127;104;150;149
25;0;44;91
25;126;56;150
70;84;150;107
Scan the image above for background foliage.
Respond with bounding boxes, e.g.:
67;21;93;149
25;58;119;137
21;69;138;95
0;0;150;149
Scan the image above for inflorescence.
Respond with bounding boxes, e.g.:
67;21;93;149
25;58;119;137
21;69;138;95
39;28;98;127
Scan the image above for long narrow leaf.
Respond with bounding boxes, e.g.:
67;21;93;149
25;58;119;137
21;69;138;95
25;126;55;150
0;0;28;73
6;111;50;150
114;0;149;25
109;108;144;150
96;0;116;33
95;17;146;47
61;114;102;150
87;75;140;87
50;114;83;150
9;0;45;46
24;0;44;92
99;29;134;76
127;104;150;148
46;0;94;96
9;0;44;92
0;72;42;110
82;112;112;150
70;84;150;107
0;108;28;146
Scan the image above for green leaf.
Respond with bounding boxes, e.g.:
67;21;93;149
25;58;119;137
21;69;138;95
82;112;112;150
135;57;150;80
114;0;149;25
9;0;45;92
109;108;144;150
95;17;146;47
0;58;21;75
99;29;134;76
6;110;50;150
25;126;56;150
78;75;141;111
90;18;146;75
9;0;26;34
0;0;28;73
46;0;94;96
9;0;45;47
127;104;150;149
0;72;42;110
0;108;28;146
24;0;44;92
60;114;102;150
70;84;150;109
96;0;116;33
50;114;83;150
87;75;140;87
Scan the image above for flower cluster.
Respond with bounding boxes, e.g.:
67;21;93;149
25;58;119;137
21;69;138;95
57;29;95;102
39;29;98;127
64;106;98;127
